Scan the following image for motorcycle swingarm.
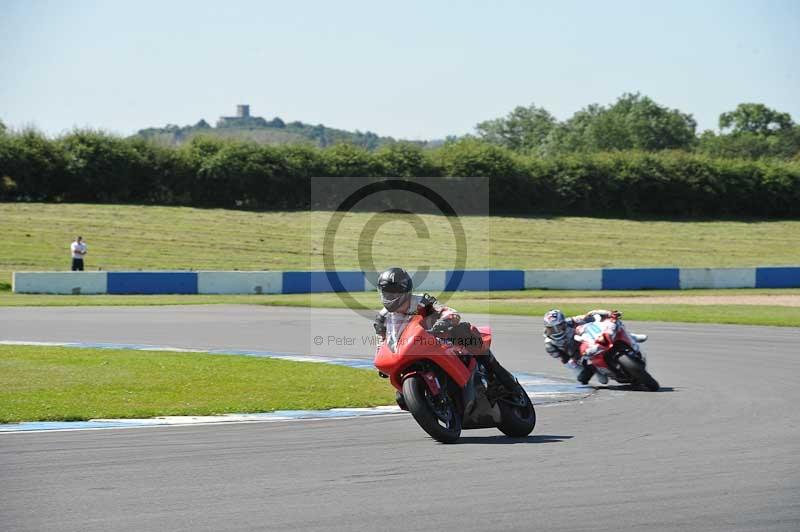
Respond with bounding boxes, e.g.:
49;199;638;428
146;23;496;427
462;395;502;429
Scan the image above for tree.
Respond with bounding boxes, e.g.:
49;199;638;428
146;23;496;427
322;143;377;176
544;93;696;154
376;142;435;177
541;104;604;154
59;130;146;202
698;104;799;159
476;104;556;152
613;93;697;151
432;137;520;177
719;103;794;135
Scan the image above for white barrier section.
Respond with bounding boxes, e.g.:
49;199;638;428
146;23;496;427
197;271;282;294
412;270;447;292
679;268;756;289
364;270;447;292
13;272;108;294
525;269;602;290
363;271;379;292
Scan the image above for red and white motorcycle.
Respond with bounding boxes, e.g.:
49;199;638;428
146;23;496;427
573;315;660;391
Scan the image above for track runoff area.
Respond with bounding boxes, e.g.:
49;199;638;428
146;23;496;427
1;305;799;532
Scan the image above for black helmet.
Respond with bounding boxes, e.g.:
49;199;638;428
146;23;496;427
377;267;413;312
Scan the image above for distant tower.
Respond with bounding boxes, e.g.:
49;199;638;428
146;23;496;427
236;105;250;118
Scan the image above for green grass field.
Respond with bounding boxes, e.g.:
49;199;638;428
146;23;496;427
2;203;799;326
2;203;800;288
0;345;395;423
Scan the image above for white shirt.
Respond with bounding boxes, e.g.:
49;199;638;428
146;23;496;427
71;241;87;259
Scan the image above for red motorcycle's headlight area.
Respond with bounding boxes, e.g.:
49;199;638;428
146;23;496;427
584;344;601;356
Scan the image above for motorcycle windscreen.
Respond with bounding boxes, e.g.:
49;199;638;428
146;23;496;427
385;313;412;353
580;322;604;340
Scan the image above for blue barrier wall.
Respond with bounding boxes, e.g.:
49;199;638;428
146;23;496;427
282;271;365;294
13;267;800;294
444;270;525;291
107;272;198;294
755;267;800;288
602;268;680;290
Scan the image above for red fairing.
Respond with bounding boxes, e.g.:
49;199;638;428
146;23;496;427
615;326;635;347
476;326;492;352
374;315;479;391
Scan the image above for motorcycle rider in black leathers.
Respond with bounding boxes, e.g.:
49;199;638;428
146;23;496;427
373;267;518;409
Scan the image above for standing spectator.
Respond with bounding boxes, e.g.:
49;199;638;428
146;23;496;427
70;236;87;271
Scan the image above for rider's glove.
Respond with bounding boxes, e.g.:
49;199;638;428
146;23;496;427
418;293;437;315
373;316;386;336
451;322;483;350
428;318;455;338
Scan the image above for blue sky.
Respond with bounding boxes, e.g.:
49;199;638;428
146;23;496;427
1;0;798;139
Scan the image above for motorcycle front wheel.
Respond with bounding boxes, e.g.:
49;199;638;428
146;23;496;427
618;354;660;391
402;376;462;444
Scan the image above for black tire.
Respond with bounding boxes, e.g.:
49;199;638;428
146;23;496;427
618;354;660;391
497;383;536;437
402;376;462;444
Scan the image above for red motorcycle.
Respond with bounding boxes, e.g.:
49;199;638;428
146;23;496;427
374;315;536;443
574;316;660;391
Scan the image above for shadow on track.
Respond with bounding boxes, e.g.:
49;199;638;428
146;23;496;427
600;385;677;393
455;434;573;445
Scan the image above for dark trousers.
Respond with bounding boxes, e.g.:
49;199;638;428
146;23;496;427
71;258;84;271
477;350;517;388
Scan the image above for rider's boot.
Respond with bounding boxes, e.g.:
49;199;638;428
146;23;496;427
628;333;647;354
576;365;596;385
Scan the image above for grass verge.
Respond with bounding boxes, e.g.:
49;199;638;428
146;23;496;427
1;288;797;326
2;287;799;308
0;345;395;423
3;203;800;287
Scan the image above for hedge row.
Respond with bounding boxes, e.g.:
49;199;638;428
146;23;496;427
1;131;799;217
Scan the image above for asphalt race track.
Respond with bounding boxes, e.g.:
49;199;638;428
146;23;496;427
1;305;799;531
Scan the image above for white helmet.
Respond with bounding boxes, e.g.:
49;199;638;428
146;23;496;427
543;309;569;347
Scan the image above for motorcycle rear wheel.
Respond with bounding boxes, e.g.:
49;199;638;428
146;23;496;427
618;354;660;391
497;383;536;437
402;376;462;444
